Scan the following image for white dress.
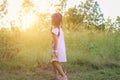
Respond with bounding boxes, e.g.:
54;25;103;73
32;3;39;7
52;28;67;62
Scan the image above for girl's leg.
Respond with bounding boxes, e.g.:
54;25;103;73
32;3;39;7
52;61;67;78
52;63;59;78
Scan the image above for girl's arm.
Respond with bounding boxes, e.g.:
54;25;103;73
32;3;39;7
52;33;58;57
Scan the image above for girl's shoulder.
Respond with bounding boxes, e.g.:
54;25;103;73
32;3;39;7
52;27;59;31
52;28;59;35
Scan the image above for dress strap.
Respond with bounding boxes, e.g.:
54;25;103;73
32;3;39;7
58;27;60;37
51;27;60;37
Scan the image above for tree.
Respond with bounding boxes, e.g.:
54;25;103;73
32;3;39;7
50;0;68;13
116;16;120;30
22;0;33;7
0;27;20;60
78;0;105;29
104;16;120;32
104;17;115;32
64;6;84;30
0;0;7;19
17;0;50;31
19;0;34;18
0;0;8;27
17;0;39;30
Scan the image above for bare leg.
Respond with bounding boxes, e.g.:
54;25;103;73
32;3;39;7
52;63;59;78
52;61;66;78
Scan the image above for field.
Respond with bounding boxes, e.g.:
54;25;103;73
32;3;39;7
0;29;120;80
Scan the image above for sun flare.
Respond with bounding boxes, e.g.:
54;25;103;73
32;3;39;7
21;12;38;30
1;0;55;30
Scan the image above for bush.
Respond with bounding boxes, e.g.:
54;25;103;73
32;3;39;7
0;27;21;61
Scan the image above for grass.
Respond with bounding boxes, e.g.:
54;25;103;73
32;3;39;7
0;29;120;80
0;64;120;80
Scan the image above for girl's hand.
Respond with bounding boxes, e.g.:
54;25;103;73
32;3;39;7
54;52;58;58
52;52;58;62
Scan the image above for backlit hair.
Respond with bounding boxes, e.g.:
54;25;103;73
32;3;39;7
51;13;62;27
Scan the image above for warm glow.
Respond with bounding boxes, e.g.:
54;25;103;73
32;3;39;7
32;0;49;13
7;0;23;21
1;0;55;29
0;0;23;28
21;12;38;30
32;0;57;14
1;0;120;29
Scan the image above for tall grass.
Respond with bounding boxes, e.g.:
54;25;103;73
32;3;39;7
65;30;120;69
0;29;120;70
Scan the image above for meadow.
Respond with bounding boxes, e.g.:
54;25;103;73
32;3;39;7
0;29;120;80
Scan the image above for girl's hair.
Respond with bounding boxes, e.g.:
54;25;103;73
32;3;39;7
51;13;62;27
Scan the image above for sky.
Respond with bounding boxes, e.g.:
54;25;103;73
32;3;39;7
97;0;120;19
67;0;120;19
0;0;120;28
4;0;120;19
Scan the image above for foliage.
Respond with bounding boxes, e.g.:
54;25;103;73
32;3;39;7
116;16;120;30
63;6;84;30
0;0;7;19
22;0;34;7
63;0;105;30
50;0;68;13
78;0;105;29
0;27;21;61
16;0;50;31
104;17;120;32
0;0;120;79
104;17;114;31
0;29;120;80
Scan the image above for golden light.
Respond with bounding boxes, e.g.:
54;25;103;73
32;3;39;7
0;0;23;28
7;0;23;21
32;0;57;14
1;0;56;29
32;0;50;12
21;12;38;30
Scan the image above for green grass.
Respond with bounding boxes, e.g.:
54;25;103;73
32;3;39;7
0;64;120;80
0;29;120;80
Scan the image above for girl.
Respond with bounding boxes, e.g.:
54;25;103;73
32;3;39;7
51;13;68;80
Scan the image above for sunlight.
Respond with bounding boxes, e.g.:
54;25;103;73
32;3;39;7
32;0;50;13
1;0;49;29
32;0;58;14
4;0;120;30
21;12;38;30
0;0;23;28
0;0;59;29
7;0;23;21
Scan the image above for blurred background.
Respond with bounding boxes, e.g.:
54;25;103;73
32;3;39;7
0;0;120;80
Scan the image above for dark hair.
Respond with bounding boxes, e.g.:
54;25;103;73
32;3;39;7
51;13;62;27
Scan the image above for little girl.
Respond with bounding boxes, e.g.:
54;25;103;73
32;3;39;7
51;13;68;80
